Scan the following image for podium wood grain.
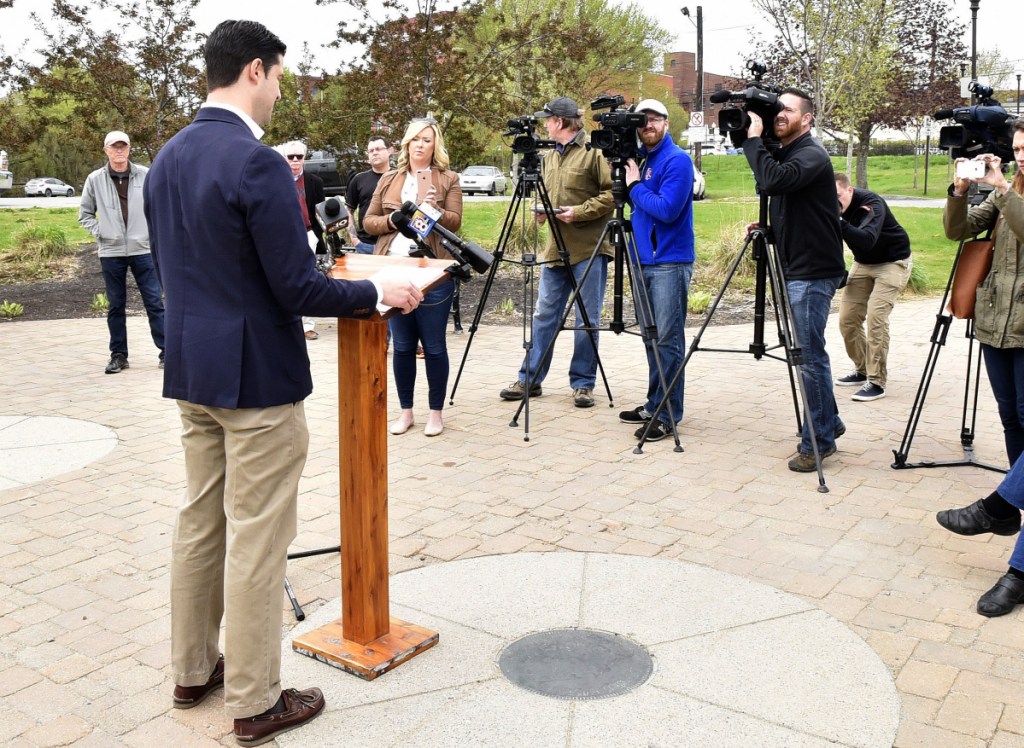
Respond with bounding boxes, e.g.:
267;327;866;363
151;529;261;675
292;253;450;679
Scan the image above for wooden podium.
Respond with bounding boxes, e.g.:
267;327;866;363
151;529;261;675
292;253;452;680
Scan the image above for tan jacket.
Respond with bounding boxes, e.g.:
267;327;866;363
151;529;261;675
944;188;1024;347
537;130;614;264
363;167;462;260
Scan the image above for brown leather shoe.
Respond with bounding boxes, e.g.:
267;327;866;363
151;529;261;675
172;655;225;709
233;687;325;746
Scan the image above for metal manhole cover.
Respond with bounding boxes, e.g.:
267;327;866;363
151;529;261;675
498;628;653;700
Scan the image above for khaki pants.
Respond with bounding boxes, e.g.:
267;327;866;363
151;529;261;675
838;259;912;388
170;400;308;719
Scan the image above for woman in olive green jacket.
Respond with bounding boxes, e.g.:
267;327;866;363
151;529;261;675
937;117;1024;618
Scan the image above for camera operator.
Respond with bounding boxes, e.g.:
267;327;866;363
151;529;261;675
743;88;845;472
833;172;912;403
936;118;1024;617
498;97;614;409
618;99;695;441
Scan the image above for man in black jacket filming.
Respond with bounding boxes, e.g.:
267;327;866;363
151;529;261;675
833;172;912;403
744;88;846;472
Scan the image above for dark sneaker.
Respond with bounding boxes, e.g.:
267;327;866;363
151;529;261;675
936;499;1022;536
788;447;837;472
500;380;542;400
835;422;846;439
573;388;595;408
233;687;326;746
835;372;867;386
851;383;885;402
172;655;224;709
619;406;652;424
635;420;671;441
105;354;129;374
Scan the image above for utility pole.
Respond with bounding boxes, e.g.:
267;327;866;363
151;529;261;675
1017;73;1021;115
681;6;704;170
969;0;980;103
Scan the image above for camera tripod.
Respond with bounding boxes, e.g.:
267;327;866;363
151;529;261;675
647;192;830;491
891;233;1006;475
509;158;677;446
448;149;611;439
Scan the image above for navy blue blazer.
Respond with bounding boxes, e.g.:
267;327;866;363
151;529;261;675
144;108;378;409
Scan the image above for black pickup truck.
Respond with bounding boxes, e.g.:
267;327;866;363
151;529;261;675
304;150;363;197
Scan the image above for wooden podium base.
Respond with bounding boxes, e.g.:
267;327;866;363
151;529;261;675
292;617;439;681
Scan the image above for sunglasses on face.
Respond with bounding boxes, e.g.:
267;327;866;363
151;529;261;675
286;154;304;161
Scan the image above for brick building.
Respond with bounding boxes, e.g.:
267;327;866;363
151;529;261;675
664;50;745;120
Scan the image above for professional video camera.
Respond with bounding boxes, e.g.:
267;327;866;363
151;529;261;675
503;115;557;156
713;60;783;150
589;94;645;163
934;83;1015;162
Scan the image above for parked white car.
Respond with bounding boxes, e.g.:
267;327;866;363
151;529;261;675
24;177;75;197
459;166;507;196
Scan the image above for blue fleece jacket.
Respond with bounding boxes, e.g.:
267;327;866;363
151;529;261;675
628;133;695;265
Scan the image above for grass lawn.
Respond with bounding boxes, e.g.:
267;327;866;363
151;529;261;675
0;159;975;298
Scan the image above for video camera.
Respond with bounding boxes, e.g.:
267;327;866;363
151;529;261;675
590;94;645;163
934;83;1015;162
713;60;783;150
503;115;557;156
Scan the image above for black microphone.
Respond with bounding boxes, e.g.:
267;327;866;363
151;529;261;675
709;89;734;104
391;211;436;258
314;197;349;234
399;201;493;274
933;108;956;120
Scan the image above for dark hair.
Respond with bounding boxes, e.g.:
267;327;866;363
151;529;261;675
368;136;389;150
205;20;287;91
780;87;814;117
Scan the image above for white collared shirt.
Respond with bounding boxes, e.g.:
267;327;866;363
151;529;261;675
200;101;264;140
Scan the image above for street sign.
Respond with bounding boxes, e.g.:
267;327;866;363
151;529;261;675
686;126;708;143
689;112;704;127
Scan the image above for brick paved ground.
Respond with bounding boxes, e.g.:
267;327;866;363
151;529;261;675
1;297;1023;746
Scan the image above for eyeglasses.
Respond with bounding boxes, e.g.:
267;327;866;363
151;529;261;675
643;115;666;123
286;154;304;161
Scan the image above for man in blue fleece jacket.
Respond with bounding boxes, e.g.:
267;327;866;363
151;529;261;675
620;99;696;441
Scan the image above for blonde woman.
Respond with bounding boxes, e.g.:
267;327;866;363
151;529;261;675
363;118;463;437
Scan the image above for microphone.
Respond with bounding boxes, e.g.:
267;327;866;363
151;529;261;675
391;211;436;258
933;108;956;121
709;89;734;104
314;197;349;234
399;201;493;274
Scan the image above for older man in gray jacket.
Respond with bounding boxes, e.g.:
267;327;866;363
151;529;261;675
79;130;165;373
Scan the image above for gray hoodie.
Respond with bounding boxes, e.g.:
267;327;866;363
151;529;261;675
78;162;150;257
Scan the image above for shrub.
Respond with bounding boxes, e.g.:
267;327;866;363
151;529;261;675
90;292;109;313
0;225;76;283
0;299;25;318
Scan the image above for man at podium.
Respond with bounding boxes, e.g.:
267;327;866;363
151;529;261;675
144;19;422;747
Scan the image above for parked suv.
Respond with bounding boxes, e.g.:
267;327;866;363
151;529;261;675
304;149;363;197
25;177;75;197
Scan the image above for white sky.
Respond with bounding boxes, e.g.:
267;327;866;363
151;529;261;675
0;0;1021;84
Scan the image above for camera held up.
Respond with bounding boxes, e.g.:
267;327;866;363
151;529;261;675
713;60;783;150
590;94;645;163
934;83;1015;163
503;116;557;156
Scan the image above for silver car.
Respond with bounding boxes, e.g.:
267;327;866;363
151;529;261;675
24;177;75;197
459;166;507;196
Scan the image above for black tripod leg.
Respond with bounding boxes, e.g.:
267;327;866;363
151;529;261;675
284;577;305;621
892;312;952;467
451;279;463;333
449;181;528;404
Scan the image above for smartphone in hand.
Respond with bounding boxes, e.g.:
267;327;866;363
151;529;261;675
416;169;432;202
955;160;987;180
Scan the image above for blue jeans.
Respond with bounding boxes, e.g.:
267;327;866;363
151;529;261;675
389;279;454;410
100;254;165;357
517;255;609;390
981;345;1024;465
787;277;844;454
996;459;1024;570
638;262;693;425
353;242;375;255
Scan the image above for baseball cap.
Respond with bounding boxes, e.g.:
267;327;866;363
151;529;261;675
534;97;581;118
635;99;669;118
104;130;131;147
